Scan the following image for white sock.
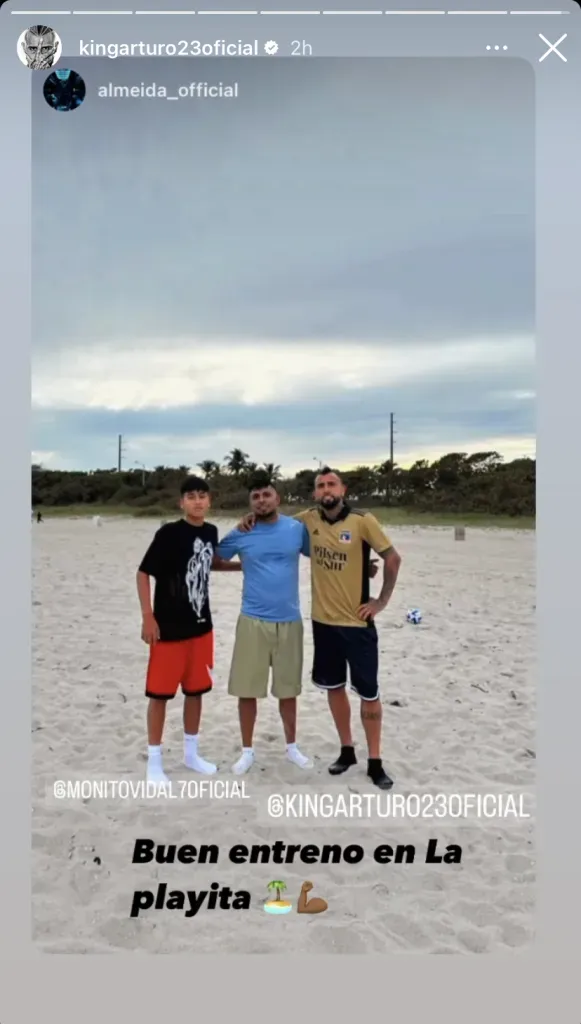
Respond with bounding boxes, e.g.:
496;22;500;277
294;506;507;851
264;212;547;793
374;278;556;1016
147;744;168;782
232;747;254;775
184;733;216;775
286;742;313;769
184;734;198;757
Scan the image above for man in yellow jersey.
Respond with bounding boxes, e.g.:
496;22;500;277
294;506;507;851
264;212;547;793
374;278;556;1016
295;468;401;789
238;467;401;789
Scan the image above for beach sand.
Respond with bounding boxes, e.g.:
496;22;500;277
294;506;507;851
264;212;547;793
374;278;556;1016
32;517;535;953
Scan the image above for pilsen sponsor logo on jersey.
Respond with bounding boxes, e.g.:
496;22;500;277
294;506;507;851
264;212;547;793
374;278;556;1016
313;544;348;572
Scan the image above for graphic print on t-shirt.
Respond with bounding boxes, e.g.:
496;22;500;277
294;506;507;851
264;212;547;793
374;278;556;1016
139;519;218;641
185;536;214;618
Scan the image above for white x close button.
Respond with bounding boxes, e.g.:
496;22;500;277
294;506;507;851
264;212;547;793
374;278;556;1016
538;33;567;62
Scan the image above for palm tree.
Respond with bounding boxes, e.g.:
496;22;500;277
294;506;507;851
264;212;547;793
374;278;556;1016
224;448;249;475
267;880;287;903
198;460;220;479
224;448;250;477
261;462;281;481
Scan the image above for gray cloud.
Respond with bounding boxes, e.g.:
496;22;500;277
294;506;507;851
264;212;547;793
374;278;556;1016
33;361;534;471
31;57;535;468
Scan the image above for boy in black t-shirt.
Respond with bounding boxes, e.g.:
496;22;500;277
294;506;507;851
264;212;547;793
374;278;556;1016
137;475;241;782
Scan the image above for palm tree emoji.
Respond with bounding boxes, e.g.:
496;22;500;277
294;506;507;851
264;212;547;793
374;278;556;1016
267;880;287;902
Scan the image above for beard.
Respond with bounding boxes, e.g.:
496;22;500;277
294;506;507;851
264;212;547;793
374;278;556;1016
320;495;341;510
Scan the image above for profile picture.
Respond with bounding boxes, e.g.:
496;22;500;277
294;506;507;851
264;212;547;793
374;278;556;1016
43;69;86;112
17;25;62;70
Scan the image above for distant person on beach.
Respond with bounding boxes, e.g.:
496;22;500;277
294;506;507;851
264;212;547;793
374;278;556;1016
238;467;401;790
36;511;43;523
136;475;241;783
216;474;313;775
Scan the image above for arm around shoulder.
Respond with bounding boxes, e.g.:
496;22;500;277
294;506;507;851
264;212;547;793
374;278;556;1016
214;529;240;563
292;508;313;522
211;525;239;571
212;553;243;572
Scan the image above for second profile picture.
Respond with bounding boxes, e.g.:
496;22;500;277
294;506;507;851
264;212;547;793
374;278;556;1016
43;70;86;112
17;25;62;70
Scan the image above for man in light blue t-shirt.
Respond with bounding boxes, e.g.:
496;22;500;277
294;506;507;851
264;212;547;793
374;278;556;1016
216;475;312;776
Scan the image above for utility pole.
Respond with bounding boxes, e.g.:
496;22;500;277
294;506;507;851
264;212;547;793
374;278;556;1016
134;461;146;488
385;413;395;506
117;434;125;473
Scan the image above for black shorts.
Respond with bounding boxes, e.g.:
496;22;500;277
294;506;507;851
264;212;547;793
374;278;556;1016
311;620;379;702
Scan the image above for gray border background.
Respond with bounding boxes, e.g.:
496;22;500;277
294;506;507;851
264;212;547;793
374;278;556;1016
1;0;580;1017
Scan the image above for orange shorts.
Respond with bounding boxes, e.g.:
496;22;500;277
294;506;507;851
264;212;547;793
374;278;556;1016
145;631;214;700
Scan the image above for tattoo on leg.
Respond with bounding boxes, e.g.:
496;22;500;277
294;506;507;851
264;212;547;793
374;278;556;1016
361;709;381;720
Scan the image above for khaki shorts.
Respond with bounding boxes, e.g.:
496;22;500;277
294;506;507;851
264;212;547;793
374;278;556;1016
228;614;303;699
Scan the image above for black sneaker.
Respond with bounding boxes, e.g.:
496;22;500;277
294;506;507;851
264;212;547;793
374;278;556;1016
367;759;394;790
328;746;357;775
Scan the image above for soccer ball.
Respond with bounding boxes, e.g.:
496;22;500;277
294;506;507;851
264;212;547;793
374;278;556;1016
407;609;422;624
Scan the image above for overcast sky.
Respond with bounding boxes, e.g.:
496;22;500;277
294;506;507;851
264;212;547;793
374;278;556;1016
32;57;535;474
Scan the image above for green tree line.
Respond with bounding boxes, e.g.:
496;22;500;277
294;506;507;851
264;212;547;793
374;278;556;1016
31;447;535;517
